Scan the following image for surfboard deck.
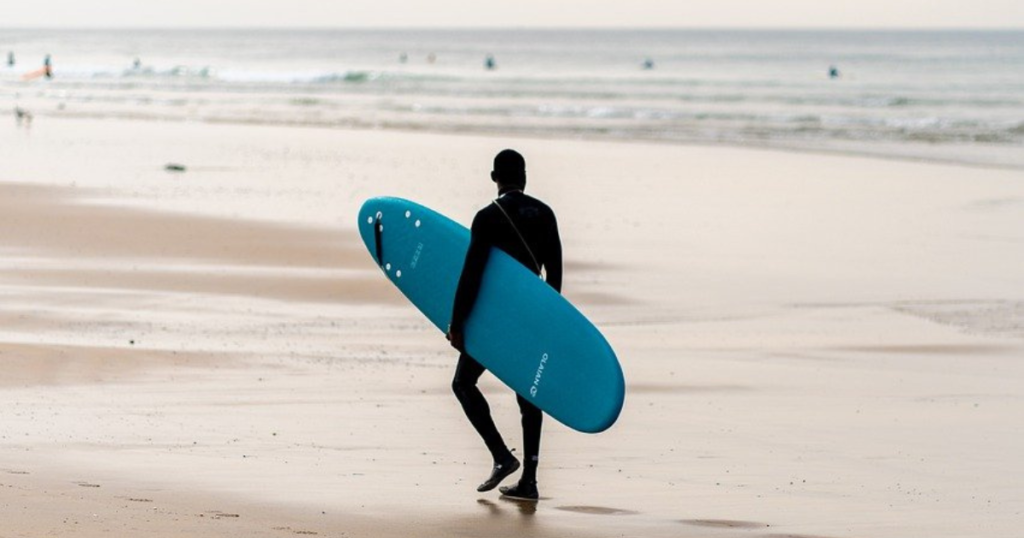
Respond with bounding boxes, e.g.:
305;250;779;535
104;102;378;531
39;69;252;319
21;67;49;81
357;197;624;433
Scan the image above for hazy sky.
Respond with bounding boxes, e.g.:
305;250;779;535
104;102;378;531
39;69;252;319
5;0;1023;29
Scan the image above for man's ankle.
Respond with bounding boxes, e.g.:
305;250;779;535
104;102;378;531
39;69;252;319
493;449;516;466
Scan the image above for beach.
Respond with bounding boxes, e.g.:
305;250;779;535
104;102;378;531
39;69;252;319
1;115;1022;537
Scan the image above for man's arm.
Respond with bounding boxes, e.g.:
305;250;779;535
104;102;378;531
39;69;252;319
544;213;563;294
448;211;491;351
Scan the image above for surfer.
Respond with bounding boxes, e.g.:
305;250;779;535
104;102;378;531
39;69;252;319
485;54;496;70
44;54;52;78
447;149;562;502
6;51;13;67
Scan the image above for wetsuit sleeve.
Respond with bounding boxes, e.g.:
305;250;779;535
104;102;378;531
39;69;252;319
544;212;563;294
450;211;492;332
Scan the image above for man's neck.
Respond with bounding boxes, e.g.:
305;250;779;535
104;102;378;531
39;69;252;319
497;185;523;197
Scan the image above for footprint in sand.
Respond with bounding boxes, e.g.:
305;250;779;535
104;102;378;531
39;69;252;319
73;481;101;488
556;505;638;516
681;519;770;529
271;527;318;535
203;511;240;519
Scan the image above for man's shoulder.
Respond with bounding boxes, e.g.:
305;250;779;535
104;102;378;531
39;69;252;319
521;194;557;219
470;201;502;229
474;200;502;219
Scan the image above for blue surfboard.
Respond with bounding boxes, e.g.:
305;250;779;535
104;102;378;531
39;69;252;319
357;197;624;433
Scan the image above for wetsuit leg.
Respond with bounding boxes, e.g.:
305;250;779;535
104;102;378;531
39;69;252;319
452;353;511;462
516;393;542;483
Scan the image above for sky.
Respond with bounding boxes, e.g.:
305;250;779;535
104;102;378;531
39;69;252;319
3;0;1023;29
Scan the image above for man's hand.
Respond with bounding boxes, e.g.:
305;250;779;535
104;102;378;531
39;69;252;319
446;326;466;354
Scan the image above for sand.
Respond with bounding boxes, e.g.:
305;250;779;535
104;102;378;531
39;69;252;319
1;116;1023;537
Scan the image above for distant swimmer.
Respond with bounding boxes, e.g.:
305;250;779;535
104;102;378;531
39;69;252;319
485;54;496;70
6;51;13;67
44;54;52;78
643;58;654;70
829;65;840;79
133;57;142;69
399;52;408;64
427;52;437;64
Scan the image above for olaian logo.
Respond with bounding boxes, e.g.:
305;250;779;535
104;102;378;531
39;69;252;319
529;353;549;398
410;242;423;268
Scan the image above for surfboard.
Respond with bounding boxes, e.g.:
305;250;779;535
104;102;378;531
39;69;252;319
357;197;624;433
21;67;49;81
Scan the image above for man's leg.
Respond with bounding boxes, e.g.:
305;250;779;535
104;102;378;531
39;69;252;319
516;394;543;484
452;353;520;491
451;353;513;462
499;394;543;500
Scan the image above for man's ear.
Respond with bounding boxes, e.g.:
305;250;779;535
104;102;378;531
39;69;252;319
490;171;499;183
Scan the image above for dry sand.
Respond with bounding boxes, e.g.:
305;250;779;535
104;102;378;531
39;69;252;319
1;117;1023;537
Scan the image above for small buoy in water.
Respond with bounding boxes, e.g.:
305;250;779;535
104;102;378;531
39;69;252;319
165;163;186;172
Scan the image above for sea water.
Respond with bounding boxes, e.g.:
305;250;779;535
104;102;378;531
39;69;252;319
2;29;1022;168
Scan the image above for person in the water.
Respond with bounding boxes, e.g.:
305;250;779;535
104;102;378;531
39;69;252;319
485;54;496;70
6;51;13;67
448;149;563;502
43;54;52;78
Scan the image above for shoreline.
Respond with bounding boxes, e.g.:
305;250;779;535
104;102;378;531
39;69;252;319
10;111;1024;172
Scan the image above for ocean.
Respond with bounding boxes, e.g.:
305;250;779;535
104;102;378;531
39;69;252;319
2;29;1023;168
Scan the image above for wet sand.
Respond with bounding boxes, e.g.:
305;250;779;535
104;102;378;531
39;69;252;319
1;117;1023;537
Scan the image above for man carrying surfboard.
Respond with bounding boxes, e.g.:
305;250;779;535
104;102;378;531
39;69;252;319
447;149;562;502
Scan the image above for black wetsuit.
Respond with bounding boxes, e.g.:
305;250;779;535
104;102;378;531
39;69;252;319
450;188;562;483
